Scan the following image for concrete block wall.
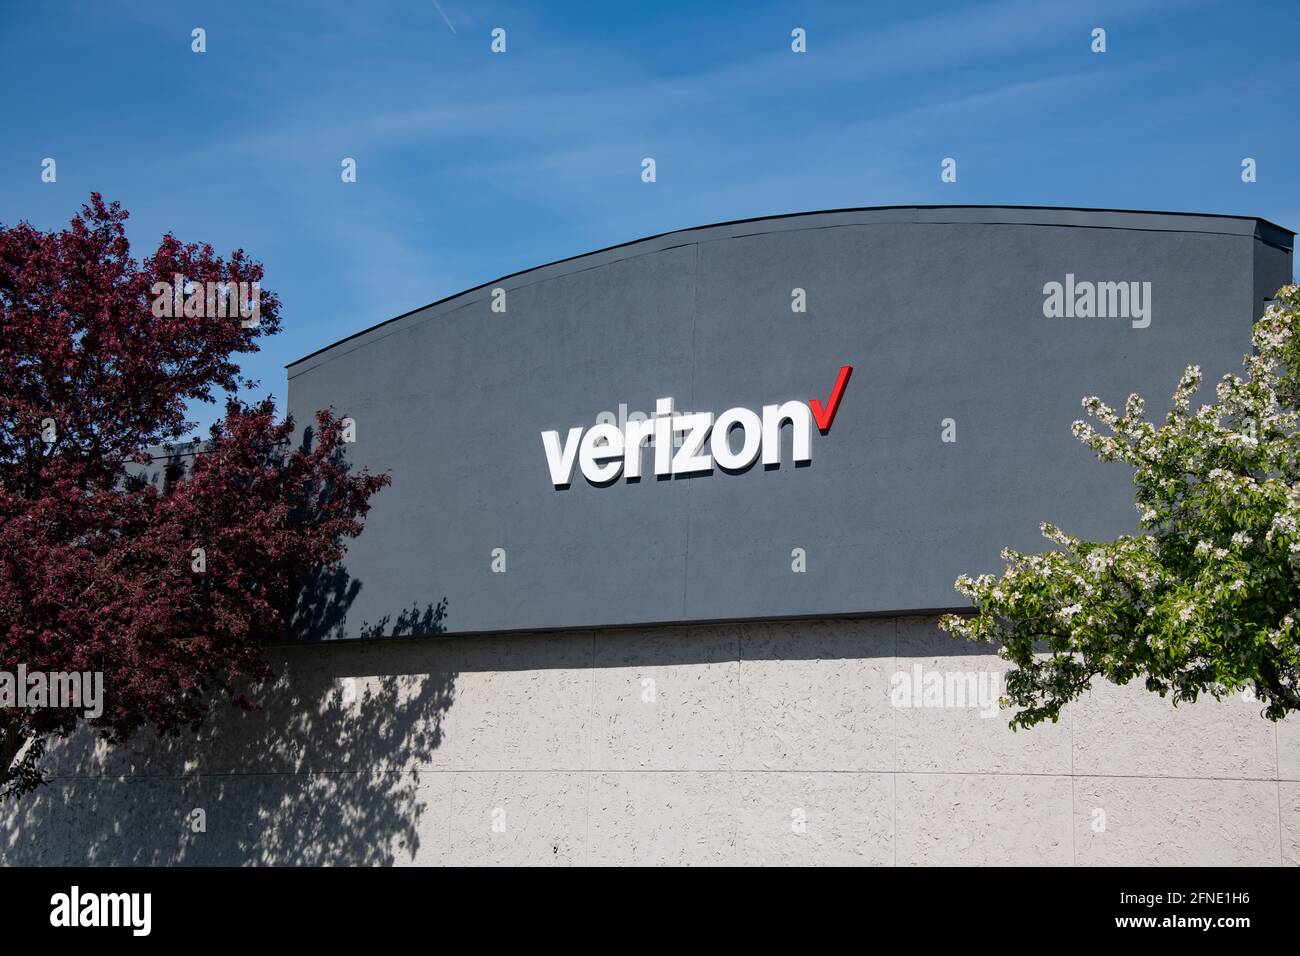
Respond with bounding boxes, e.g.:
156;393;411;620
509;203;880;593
2;615;1296;866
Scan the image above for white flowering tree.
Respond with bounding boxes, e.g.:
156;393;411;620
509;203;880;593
941;285;1300;728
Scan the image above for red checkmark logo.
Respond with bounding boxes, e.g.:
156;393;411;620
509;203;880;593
809;365;853;432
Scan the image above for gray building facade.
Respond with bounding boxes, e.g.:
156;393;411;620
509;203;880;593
4;207;1298;866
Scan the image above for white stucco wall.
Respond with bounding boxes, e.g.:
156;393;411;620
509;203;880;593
3;615;1297;866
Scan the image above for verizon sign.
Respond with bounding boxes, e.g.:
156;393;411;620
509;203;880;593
542;365;853;487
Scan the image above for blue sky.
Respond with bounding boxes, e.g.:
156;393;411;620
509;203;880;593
1;0;1296;435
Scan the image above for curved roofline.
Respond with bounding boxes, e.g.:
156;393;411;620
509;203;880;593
287;204;1295;369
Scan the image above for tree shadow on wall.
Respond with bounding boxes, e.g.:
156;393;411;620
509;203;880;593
356;597;449;640
281;422;449;645
0;427;465;864
0;591;458;866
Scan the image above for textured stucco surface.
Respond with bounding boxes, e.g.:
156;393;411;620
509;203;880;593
2;615;1295;866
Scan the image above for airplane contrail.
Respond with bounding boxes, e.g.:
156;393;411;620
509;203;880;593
432;0;457;34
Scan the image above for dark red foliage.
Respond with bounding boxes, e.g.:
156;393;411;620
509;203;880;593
0;195;389;795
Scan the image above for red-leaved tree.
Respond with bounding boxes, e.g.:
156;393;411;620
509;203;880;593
0;195;389;796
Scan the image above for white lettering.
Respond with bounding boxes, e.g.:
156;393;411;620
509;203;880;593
540;427;583;486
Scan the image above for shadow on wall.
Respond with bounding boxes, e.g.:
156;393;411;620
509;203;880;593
282;421;449;645
0;428;462;864
0;597;456;866
285;566;449;643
